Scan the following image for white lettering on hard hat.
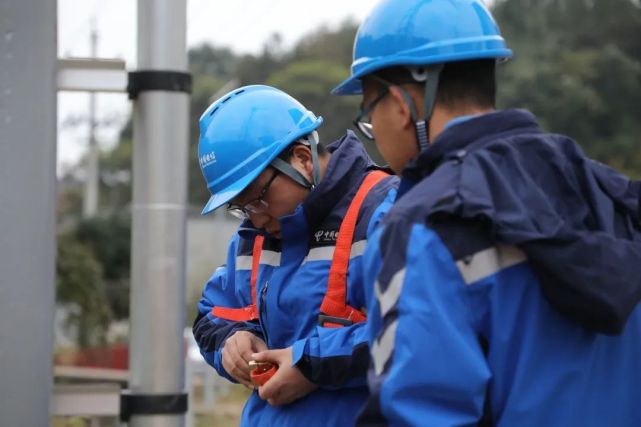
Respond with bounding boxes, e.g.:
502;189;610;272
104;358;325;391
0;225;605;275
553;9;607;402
199;151;217;168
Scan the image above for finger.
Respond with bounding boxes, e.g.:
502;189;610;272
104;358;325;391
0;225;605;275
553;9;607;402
224;339;242;366
231;361;251;383
224;342;252;383
251;350;269;363
237;377;255;389
252;349;280;364
231;339;253;372
232;335;249;362
236;333;258;361
258;382;280;402
249;335;268;352
266;389;286;407
221;346;235;375
256;364;284;401
223;352;251;384
234;376;254;389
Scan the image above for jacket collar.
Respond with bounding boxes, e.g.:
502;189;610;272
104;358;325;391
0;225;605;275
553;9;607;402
403;109;541;181
239;130;376;242
300;130;375;230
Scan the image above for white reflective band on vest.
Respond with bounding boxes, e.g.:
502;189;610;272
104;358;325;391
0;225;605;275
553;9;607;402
235;255;253;271
235;239;367;270
302;240;368;264
375;268;406;318
260;250;281;267
372;319;398;376
372;269;405;376
235;250;281;270
456;245;527;285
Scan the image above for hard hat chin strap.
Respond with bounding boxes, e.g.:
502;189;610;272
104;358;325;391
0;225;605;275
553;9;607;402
306;131;321;187
408;64;443;152
270;130;321;190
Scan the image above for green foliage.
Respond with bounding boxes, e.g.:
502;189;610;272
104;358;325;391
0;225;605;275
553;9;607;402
290;20;358;66
74;214;131;320
265;58;381;162
182;21;382;206
56;233;112;347
99;137;132;209
57;3;641;338
267;60;358;137
188;73;231;206
494;0;641;177
90;0;641;211
57;186;83;219
189;44;238;78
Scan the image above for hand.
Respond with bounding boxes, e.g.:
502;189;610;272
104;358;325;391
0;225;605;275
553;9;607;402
221;330;267;388
252;347;317;406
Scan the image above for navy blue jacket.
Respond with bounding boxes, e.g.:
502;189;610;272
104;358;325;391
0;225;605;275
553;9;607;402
404;109;641;335
359;109;641;426
193;131;399;427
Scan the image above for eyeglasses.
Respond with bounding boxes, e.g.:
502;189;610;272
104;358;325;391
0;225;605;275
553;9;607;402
353;75;418;141
226;170;279;219
353;88;389;141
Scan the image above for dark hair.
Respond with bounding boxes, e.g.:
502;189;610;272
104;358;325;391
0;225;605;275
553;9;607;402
278;135;327;162
374;59;497;110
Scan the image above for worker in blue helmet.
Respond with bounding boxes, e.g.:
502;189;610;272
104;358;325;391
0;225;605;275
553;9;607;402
334;0;641;425
192;85;398;426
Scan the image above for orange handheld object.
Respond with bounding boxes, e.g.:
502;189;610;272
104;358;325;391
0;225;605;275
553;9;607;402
248;360;278;386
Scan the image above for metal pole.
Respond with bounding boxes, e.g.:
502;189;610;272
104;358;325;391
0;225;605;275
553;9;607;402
83;21;100;218
0;0;57;425
129;0;189;425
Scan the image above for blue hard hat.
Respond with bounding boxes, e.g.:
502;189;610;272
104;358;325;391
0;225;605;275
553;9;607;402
332;0;512;95
198;85;323;215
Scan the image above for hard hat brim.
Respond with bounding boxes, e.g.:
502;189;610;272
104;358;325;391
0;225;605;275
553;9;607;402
201;169;258;215
200;115;324;215
332;46;513;96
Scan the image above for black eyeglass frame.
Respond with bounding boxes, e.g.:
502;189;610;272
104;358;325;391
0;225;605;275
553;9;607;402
352;75;420;141
226;169;280;219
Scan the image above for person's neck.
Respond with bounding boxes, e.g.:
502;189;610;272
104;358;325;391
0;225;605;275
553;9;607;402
317;153;331;181
429;105;495;141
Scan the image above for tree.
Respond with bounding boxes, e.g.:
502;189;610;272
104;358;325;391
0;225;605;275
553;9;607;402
56;8;641;341
100;137;132;211
494;0;641;177
266;59;368;153
57;233;112;347
74;214;132;320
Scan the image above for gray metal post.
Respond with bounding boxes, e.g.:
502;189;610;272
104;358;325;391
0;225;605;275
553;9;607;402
0;0;57;426
129;0;189;426
83;23;100;218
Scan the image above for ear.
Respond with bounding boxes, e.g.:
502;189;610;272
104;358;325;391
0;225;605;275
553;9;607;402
388;86;416;131
290;145;314;178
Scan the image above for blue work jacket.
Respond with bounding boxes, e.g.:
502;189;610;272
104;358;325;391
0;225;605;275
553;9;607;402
194;131;398;426
359;109;641;426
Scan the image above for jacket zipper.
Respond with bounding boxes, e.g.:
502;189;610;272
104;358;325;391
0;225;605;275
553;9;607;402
259;280;270;346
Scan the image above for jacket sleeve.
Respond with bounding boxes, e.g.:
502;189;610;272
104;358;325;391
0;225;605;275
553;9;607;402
291;185;398;390
292;320;370;389
358;221;491;426
192;233;265;383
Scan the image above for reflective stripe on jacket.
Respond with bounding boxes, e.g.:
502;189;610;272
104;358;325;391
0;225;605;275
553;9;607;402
194;131;399;427
359;109;641;427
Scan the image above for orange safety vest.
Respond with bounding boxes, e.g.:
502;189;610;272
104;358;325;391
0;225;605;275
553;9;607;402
211;170;388;328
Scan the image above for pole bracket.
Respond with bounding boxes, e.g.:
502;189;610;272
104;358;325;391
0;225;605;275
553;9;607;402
127;70;192;100
119;390;188;422
57;58;128;93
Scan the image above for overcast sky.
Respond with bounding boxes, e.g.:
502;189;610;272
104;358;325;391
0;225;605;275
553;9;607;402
56;0;380;173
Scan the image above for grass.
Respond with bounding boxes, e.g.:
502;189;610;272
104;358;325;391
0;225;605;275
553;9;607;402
193;383;250;427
